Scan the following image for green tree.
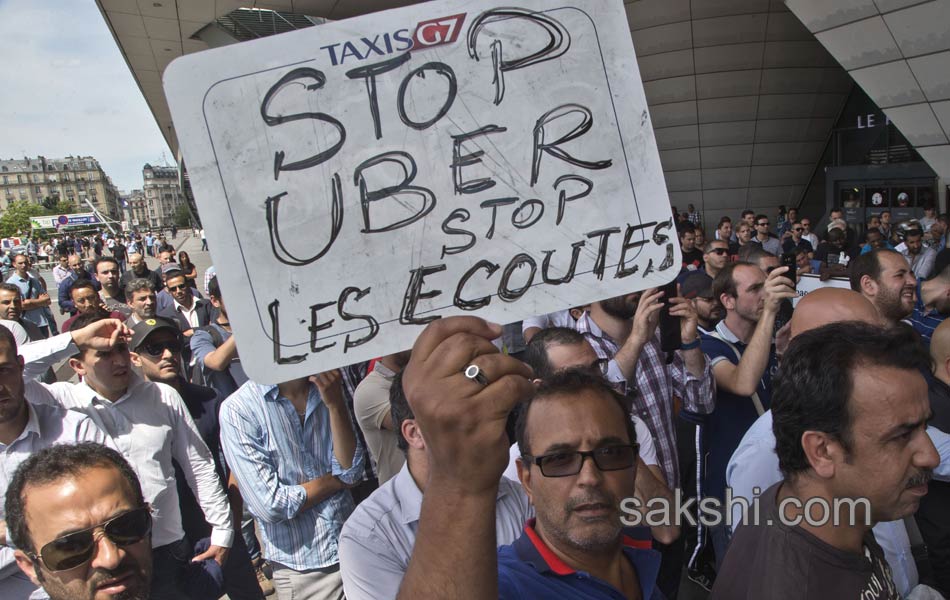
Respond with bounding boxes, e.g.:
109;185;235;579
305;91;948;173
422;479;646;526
48;200;76;215
0;200;47;237
173;203;192;228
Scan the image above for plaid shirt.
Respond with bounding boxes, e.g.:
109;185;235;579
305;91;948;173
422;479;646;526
574;312;715;487
687;211;702;226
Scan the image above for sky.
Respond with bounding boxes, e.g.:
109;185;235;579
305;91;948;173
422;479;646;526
0;0;171;193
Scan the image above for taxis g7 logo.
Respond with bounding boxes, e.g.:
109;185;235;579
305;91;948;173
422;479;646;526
320;13;467;66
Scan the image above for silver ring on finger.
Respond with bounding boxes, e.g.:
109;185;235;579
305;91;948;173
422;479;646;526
464;364;489;386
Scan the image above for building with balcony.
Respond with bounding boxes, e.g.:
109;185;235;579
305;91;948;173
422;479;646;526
0;155;121;220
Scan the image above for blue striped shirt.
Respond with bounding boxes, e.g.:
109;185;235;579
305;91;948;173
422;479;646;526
909;278;946;347
220;381;365;570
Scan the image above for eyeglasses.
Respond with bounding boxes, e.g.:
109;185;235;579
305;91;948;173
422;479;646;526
756;222;769;227
523;444;639;477
139;339;182;356
166;284;188;292
707;248;729;256
29;506;151;572
793;227;803;232
801;223;811;228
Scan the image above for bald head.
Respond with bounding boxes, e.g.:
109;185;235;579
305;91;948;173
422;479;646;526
789;288;881;339
931;319;950;383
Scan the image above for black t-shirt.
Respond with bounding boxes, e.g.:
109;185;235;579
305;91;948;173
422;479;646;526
814;242;853;266
682;248;704;271
712;482;900;600
782;238;813;254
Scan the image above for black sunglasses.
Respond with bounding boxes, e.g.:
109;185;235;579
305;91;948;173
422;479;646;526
793;227;803;232
523;444;639;477
139;339;183;357
29;506;152;572
707;248;729;256
756;222;769;226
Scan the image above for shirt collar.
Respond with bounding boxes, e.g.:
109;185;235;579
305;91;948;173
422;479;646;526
373;361;396;379
715;320;741;343
77;371;149;406
513;519;661;598
1;402;40;450
395;462;514;525
174;298;196;313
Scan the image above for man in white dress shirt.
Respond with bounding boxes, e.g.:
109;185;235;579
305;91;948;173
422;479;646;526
18;311;234;600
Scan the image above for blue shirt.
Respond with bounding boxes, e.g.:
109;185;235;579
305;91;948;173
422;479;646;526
6;273;48;327
498;520;664;599
699;321;778;501
909;278;946;347
219;381;365;570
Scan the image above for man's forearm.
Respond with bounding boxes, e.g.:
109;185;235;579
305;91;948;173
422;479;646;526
300;473;347;512
327;404;357;469
718;310;776;396
614;336;646;382
22;298;48;309
398;485;498;600
203;336;238;371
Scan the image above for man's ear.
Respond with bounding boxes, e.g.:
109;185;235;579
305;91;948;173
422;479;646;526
860;275;877;297
67;356;86;377
402;419;425;451
13;549;40;586
129;352;143;368
800;431;838;479
516;457;535;506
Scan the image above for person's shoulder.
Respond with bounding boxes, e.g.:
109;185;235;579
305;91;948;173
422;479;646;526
340;474;404;541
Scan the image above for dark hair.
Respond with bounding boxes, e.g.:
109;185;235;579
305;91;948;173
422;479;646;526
125;278;154;299
772;322;930;479
704;240;728;253
523;327;588;381
826;228;845;244
69;279;97;298
677;223;695;236
718;216;732;226
741;210;755;218
208;276;221;300
713;261;755;301
849;249;902;291
740;245;773;264
94;256;118;272
178;251;191;266
515;368;636;458
389;370;412;453
5;443;145;553
0;282;22;297
755;214;768;223
69;309;109;333
0;322;18;351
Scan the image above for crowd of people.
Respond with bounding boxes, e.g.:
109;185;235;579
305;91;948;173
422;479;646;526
1;203;950;600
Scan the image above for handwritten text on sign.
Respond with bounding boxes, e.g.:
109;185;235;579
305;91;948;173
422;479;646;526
164;0;677;382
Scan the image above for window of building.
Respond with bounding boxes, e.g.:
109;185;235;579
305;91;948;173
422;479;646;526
0;166;6;172
35;186;41;194
16;175;21;183
2;176;6;184
31;165;38;171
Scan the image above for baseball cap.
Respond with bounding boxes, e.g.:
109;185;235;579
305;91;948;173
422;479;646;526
160;262;183;277
130;317;181;351
680;272;714;299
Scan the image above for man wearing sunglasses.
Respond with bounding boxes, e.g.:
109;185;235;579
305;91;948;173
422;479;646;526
751;215;782;256
155;264;202;315
6;443;153;600
128;317;266;600
781;222;814;256
19;311;235;600
157;270;212;338
703;240;730;280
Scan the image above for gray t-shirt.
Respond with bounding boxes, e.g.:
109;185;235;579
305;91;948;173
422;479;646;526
712;482;899;599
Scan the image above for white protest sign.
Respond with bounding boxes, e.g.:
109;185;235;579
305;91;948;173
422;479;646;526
164;0;678;383
793;273;851;306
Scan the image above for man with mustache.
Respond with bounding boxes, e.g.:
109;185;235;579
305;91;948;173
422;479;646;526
713;322;940;598
6;443;153;600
